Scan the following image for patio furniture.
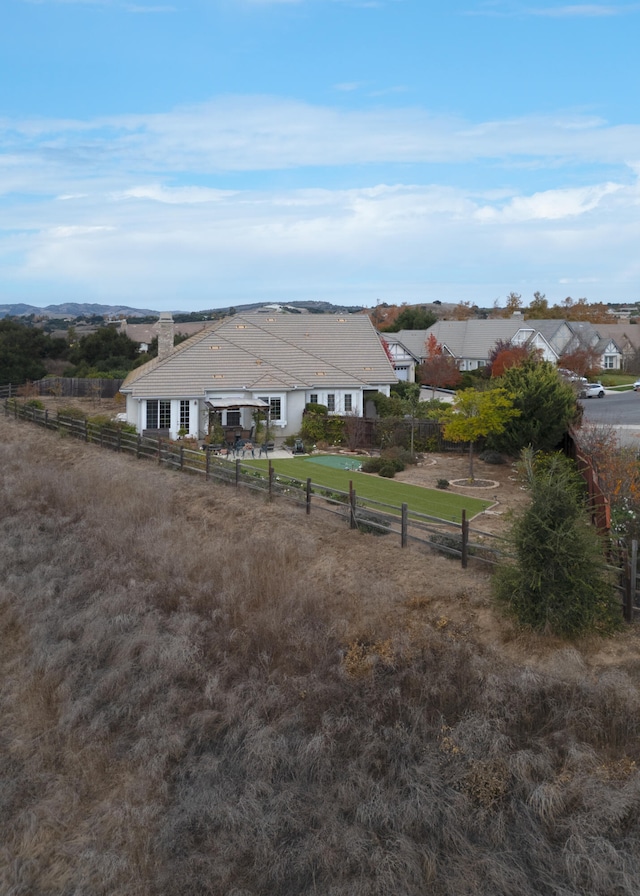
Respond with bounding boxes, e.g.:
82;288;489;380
259;441;275;457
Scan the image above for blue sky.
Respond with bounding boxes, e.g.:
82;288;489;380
1;0;639;312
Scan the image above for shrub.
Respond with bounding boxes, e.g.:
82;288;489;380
478;450;506;465
25;399;45;410
378;460;397;478
361;457;384;474
354;509;391;535
494;450;621;637
382;445;416;466
437;478;450;489
57;406;86;420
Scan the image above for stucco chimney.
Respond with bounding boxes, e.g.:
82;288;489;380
157;312;175;360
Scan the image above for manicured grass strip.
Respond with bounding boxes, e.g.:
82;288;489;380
244;458;492;523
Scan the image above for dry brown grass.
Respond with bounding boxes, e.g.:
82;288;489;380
2;413;640;895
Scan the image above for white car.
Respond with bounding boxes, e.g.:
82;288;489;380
634;380;640;392
580;382;605;399
559;368;588;385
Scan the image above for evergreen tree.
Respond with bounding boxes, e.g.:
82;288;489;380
0;319;66;386
489;359;578;454
494;451;620;636
382;305;437;332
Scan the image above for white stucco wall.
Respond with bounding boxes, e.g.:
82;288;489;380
124;384;384;441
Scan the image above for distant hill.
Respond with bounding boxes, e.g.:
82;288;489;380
0;302;158;319
0;300;365;320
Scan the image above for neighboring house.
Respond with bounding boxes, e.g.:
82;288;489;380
378;334;420;382
120;312;397;441
534;319;624;370
579;322;640;370
391;318;623;372
393;320;558;372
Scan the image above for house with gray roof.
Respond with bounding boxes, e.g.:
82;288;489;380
120;312;397;442
391;318;622;373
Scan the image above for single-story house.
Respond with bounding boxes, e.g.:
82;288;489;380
390;318;623;372
120;312;397;441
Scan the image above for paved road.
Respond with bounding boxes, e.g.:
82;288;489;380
579;389;640;448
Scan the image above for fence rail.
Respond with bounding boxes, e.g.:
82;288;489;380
4;394;639;618
4;397;508;570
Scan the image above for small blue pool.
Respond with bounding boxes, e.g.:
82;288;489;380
303;454;362;472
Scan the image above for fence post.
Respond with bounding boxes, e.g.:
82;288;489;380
205;449;211;482
461;509;469;569
349;481;357;530
306;478;312;515
84;419;88;442
235;458;240;487
401;503;408;548
626;539;637;622
180;445;185;471
136;434;141;459
158;438;162;465
44;409;48;428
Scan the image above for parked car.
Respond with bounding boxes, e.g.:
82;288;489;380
634;380;640;391
558;367;588;385
580;382;606;399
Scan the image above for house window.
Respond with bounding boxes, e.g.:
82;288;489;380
604;355;616;369
146;399;171;430
344;394;353;413
327;393;335;412
180;400;190;430
309;394;318;404
226;409;241;427
258;397;282;421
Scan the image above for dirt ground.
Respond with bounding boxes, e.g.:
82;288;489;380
395;450;532;536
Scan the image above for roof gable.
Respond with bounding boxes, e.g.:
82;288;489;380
122;313;397;398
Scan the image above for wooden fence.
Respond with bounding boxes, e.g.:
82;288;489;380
2;377;124;400
3;397;507;571
4;395;640;620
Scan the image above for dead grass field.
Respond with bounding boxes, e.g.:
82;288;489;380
2;411;640;895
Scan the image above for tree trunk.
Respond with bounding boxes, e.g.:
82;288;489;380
468;440;475;481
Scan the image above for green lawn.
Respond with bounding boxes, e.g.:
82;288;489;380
244;456;493;523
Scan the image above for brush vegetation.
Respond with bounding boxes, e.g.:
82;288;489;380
1;417;640;895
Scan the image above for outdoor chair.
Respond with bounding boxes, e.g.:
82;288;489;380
259;441;275;457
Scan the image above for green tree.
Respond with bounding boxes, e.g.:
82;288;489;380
382;305;437;332
503;291;522;317
525;291;549;318
66;326;139;375
441;387;520;480
0;319;66;386
494;450;619;636
489;359;578;454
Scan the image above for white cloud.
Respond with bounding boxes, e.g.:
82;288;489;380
528;4;632;16
115;184;236;203
3;98;640;178
476;182;623;221
1;95;639;305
